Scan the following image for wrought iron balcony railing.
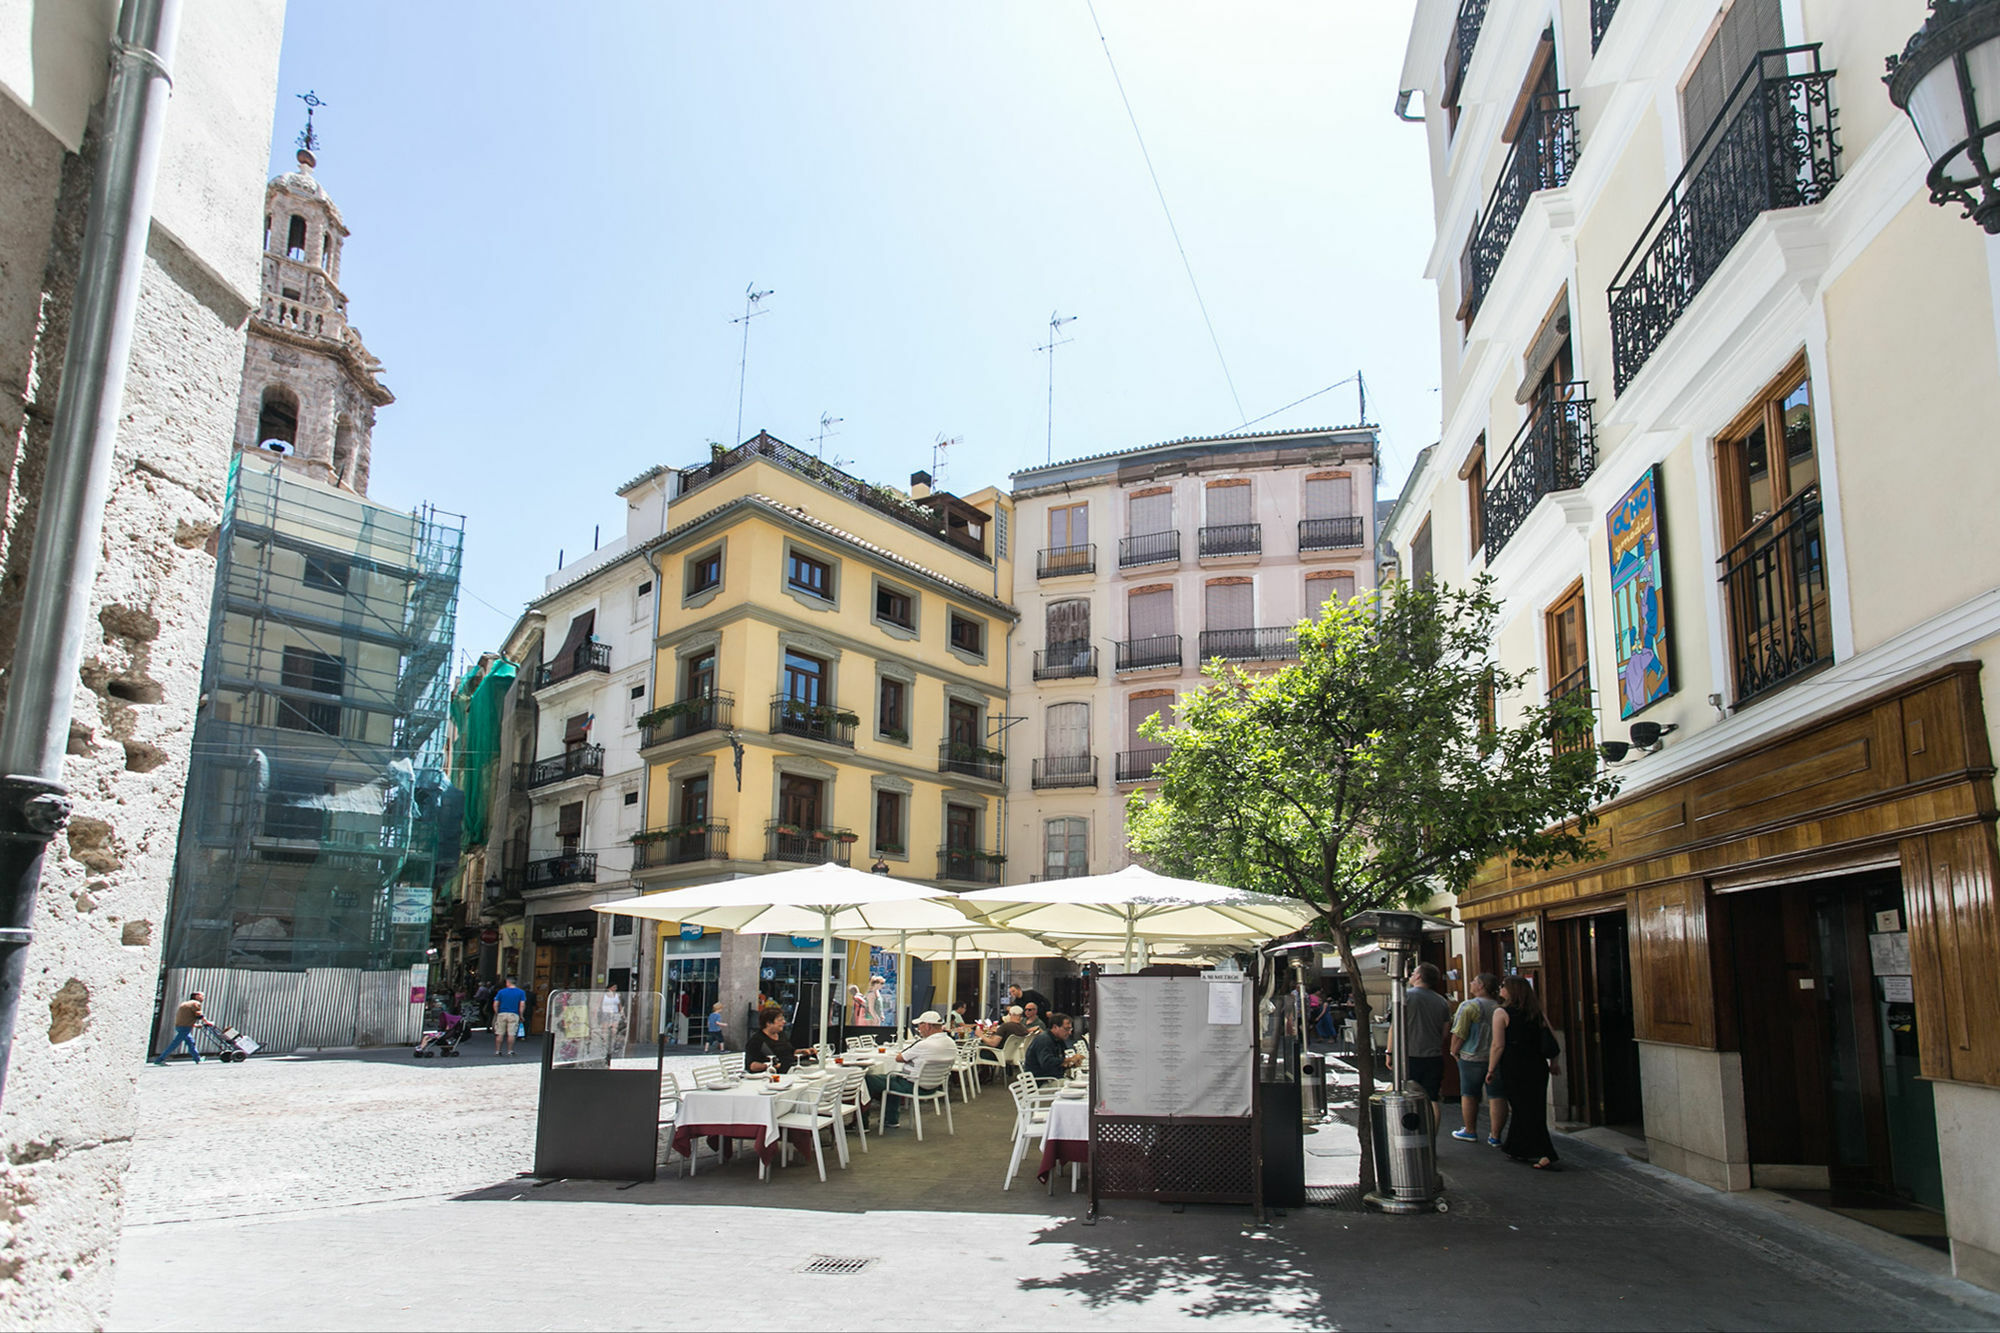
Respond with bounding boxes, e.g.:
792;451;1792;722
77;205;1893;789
1115;634;1183;672
1199;523;1262;558
1609;46;1839;393
1590;0;1619;52
521;745;604;790
937;847;1003;885
765;824;856;866
1116;748;1170;782
633;820;730;869
1482;382;1597;557
1119;530;1181;568
639;692;734;749
1032;755;1098;790
1547;665;1595;757
1468;91;1579;322
1455;0;1490;89
938;740;1006;783
537;639;611;689
1199;627;1298;662
524;852;597;891
1033;643;1097;681
1298;515;1365;551
1721;486;1831;704
770;696;857;748
1037;543;1096;578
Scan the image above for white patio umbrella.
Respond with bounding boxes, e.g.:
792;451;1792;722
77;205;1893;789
842;927;1069;1021
959;865;1319;971
590;863;975;1045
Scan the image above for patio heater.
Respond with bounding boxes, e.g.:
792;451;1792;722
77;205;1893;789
1342;909;1454;1216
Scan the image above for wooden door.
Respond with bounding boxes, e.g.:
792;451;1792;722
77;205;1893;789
779;775;822;830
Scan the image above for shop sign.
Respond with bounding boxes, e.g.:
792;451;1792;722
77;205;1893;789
388;885;432;926
480;927;500;944
534;912;596;944
1515;918;1541;967
790;936;821;949
680;923;705;940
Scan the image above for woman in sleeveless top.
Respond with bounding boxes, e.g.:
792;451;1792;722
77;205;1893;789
1487;973;1561;1169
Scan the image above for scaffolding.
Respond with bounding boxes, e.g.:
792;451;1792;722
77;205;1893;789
163;452;464;972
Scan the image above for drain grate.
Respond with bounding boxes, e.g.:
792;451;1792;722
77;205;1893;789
798;1255;878;1276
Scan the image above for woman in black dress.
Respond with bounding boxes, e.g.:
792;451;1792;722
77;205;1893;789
1486;974;1561;1169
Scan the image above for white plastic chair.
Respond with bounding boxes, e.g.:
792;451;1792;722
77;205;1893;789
1003;1076;1056;1190
879;1057;955;1140
835;1064;870;1155
998;1033;1028;1080
775;1078;847;1181
951;1038;981;1101
970;1036;1009;1087
845;1035;878;1054
716;1051;745;1080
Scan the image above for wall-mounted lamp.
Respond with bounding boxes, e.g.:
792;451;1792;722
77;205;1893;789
1887;0;2000;232
1600;721;1680;765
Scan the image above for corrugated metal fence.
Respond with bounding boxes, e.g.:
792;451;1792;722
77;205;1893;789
155;967;424;1055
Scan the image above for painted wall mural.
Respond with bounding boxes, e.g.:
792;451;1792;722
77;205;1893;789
1608;466;1673;718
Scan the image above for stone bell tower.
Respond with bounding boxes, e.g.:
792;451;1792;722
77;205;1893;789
231;93;392;494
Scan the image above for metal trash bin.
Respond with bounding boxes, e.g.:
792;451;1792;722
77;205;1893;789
1365;1089;1448;1213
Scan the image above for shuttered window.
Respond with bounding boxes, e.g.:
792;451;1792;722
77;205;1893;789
1046;599;1090;651
1044;818;1087;879
1205;581;1252;631
1682;0;1783;163
1127;694;1169;748
1304;476;1353;519
1128;588;1174;640
1206;481;1252;526
1045;702;1089;759
1049;504;1088;548
557;801;584;838
1129;491;1173;535
1308;572;1358;612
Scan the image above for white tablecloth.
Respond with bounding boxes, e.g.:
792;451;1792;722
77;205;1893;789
676;1086;785;1149
1044;1096;1089;1146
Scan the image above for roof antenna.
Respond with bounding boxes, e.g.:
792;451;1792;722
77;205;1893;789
1357;369;1369;426
932;433;959;491
1037;311;1078;464
730;284;774;448
812;412;844;460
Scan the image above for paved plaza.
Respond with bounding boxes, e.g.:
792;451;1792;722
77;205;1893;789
108;1046;2000;1331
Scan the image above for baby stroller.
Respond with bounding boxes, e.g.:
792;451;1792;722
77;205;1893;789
413;1008;466;1057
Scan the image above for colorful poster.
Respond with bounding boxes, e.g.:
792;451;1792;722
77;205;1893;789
1607;467;1673;718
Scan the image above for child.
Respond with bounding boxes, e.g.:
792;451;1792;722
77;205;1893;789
703;1001;725;1052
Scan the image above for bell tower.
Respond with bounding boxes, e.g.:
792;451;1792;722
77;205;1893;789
231;92;393;495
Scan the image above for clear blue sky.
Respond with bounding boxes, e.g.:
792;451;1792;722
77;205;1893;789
266;2;1438;660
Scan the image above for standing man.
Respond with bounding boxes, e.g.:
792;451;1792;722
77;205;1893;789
1449;972;1502;1145
1019;983;1052;1017
152;991;210;1065
493;975;528;1056
1397;962;1452;1107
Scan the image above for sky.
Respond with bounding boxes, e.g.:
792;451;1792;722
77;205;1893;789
264;2;1440;661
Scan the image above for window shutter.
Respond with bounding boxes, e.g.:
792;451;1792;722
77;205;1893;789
557;801;583;837
554;611;596;663
1045;702;1089;759
1127;694;1167;747
1128;588;1174;640
1304;476;1353;519
1207;482;1251;526
1129;491;1173;535
563;713;591;743
1334;573;1356;601
1046;599;1090;650
1306;574;1338;612
1205;581;1252;631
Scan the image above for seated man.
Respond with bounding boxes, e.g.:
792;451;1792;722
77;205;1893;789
863;1011;957;1128
1022;1001;1046;1034
1023;1012;1079;1082
980;1005;1029;1047
743;1006;795;1075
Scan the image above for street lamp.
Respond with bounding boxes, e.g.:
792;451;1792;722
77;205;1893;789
1888;0;2000;232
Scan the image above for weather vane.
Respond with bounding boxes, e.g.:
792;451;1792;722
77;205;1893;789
296;90;326;156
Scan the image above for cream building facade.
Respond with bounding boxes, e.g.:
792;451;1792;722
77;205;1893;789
1392;0;2000;1288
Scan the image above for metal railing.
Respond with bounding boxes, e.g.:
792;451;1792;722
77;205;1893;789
1482;382;1597;557
521;745;604;790
1297;515;1365;551
1609;46;1839;393
1198;627;1298;662
937;848;1003;884
765;824;857;866
1115;634;1183;672
1721;486;1831;703
1468;91;1579;322
524;852;597;891
1032;756;1098;789
1119;530;1181;567
1116;748;1170;782
1033;643;1098;681
639;692;734;748
770;695;857;748
1590;0;1619;52
1547;665;1595;757
536;639;611;689
633;820;730;869
938;739;1006;783
1455;0;1490;89
1198;523;1262;558
1037;543;1096;578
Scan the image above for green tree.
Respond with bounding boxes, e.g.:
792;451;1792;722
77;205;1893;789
1127;575;1618;1194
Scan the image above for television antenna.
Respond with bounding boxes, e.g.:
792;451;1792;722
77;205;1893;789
730;284;774;447
1036;311;1078;464
812;412;844;460
931;433;959;491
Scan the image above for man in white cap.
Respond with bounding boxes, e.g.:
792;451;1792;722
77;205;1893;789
865;1010;956;1129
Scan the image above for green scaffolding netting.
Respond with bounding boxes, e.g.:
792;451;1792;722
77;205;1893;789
450;658;516;851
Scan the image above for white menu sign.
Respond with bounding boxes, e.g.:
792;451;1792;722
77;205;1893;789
1094;976;1252;1119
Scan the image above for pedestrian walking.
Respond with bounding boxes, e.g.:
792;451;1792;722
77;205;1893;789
703;1001;725;1052
493;975;528;1056
1487;973;1562;1170
152;991;211;1065
1449;972;1502;1145
1394;962;1452;1105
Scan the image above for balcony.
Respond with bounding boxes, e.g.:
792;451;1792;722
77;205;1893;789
1547;665;1595;757
639;692;734;748
1116;748;1169;783
937;847;1004;885
1298;515;1365;552
1115;634;1183;672
633;819;730;869
770;696;857;748
521;745;604;790
1037;543;1096;578
1482;382;1597;558
765;824;856;866
1119;530;1181;568
1032;756;1098;790
1590;0;1619;52
1468;91;1579;323
939;739;1006;784
524;852;597;891
1199;627;1298;662
537;639;611;689
1721;486;1831;704
1198;524;1262;559
1454;0;1489;89
1609;46;1838;393
1033;643;1098;682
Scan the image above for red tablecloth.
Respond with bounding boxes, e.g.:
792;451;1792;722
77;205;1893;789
672;1121;811;1166
1037;1096;1090;1184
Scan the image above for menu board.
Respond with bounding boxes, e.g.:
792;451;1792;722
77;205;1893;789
1093;976;1253;1119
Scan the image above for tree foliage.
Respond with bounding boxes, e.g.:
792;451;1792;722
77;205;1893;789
1126;576;1619;1192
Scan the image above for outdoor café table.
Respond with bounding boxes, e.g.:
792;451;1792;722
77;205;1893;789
673;1082;816;1174
1037;1093;1090;1189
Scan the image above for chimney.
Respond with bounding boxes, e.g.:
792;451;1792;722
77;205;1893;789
909;470;933;499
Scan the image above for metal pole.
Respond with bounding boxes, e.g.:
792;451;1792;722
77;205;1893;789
896;929;909;1043
1390;951;1408;1091
0;0;180;1106
978;950;989;1021
946;936;958;1018
818;910;833;1051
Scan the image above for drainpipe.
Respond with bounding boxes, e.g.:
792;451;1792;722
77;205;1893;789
0;0;181;1105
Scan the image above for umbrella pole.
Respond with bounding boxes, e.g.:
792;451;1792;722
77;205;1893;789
1123;911;1136;974
947;937;958;1019
818;910;833;1051
897;929;909;1043
978;951;989;1021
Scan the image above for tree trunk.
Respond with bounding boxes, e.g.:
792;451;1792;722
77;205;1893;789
1334;925;1380;1197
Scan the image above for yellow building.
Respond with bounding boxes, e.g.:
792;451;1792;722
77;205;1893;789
632;434;1016;1031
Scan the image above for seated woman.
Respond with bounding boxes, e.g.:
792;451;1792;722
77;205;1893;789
743;1005;794;1074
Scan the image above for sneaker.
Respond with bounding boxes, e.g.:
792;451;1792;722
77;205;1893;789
1487;1135;1502;1147
150;1059;166;1066
1450;1128;1478;1142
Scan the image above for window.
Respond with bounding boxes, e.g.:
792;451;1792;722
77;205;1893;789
878;676;908;739
685;650;716;700
1205;479;1252;526
782;651;826;705
634;578;654;622
1044;818;1087;881
1046;599;1090;655
948;611;984;657
1306;572;1354;614
263;771;330;840
1045;702;1089;759
947;698;981;748
945;803;979;853
286;215;307;260
1681;0;1783;163
624;790;639;806
687;549;722;597
779;775;823;829
257;386;298;451
1544;580;1591;752
874;789;905;854
1303;475;1353;519
557;800;584;850
1411;517;1434;583
875;583;914;630
277;648;343;735
1204;580;1252;632
1127;693;1170;751
564;712;592;750
1129;489;1173;535
679;775;710;827
788;550;832;600
302;555;348;592
1128;586;1174;640
1049;503;1088;548
1462;437;1487;555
